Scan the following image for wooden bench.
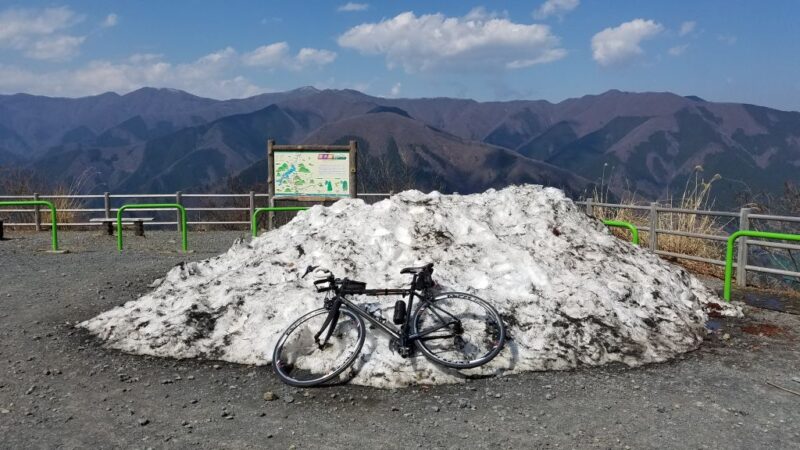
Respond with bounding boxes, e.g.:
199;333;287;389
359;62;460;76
90;217;154;236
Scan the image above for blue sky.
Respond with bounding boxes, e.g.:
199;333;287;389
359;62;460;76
1;1;798;111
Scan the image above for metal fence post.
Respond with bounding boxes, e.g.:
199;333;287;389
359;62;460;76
648;202;658;251
585;198;594;217
736;207;751;287
249;191;255;228
33;192;41;231
267;195;275;231
0;219;4;240
104;192;111;219
175;191;182;231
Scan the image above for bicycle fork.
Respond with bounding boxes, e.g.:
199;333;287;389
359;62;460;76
314;297;342;349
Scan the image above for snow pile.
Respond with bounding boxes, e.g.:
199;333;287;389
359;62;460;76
79;185;739;388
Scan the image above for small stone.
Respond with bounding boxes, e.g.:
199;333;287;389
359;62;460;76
0;409;10;414
25;386;36;395
213;364;221;370
283;395;295;404
722;333;731;340
545;393;554;401
139;418;150;426
432;406;440;412
263;391;278;401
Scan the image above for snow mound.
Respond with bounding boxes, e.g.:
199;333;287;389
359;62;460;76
79;185;739;388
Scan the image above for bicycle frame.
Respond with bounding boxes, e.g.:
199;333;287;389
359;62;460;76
320;273;460;349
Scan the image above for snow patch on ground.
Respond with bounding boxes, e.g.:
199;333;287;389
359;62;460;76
79;185;740;388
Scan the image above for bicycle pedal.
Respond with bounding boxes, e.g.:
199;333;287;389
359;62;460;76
393;300;407;325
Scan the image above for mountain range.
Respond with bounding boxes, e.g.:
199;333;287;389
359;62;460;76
2;86;799;207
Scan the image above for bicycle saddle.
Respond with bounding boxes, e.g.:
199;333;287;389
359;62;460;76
400;263;434;274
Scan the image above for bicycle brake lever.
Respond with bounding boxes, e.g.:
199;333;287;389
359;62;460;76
302;265;318;278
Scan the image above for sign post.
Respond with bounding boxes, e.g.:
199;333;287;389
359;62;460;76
266;140;358;230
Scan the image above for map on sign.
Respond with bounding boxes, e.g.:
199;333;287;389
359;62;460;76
273;151;350;197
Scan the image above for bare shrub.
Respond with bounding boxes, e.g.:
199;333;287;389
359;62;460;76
0;166;88;229
589;166;729;277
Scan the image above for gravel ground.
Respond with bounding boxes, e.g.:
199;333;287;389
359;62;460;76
1;230;799;449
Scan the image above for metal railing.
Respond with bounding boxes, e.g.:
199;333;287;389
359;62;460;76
579;199;800;288
0;191;392;229
1;191;798;289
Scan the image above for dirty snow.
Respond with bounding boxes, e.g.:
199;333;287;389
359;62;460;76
79;185;740;388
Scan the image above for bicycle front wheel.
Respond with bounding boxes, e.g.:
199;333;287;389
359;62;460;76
412;292;505;369
272;307;365;387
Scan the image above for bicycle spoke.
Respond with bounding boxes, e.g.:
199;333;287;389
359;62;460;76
413;292;505;368
273;308;365;386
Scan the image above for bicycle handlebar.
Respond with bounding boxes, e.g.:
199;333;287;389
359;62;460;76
307;263;435;293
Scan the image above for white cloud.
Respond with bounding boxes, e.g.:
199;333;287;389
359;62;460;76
338;10;566;72
717;34;737;45
0;41;338;98
242;42;336;69
0;49;262;99
338;2;369;12
591;19;664;67
24;34;85;60
102;13;118;28
678;21;695;37
296;48;337;66
390;82;401;97
533;0;579;20
242;43;288;66
0;6;86;61
668;44;688;56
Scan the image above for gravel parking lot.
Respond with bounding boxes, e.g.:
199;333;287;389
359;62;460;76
1;230;799;449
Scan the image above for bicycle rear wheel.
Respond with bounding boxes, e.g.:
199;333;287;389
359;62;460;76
272;307;365;387
412;292;505;369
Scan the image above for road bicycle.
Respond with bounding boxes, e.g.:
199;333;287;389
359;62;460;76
272;263;506;387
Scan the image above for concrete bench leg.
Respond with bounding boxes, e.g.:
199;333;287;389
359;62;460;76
106;222;114;236
134;220;145;237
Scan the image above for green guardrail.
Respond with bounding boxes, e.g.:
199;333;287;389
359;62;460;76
0;200;60;251
117;203;187;252
603;220;640;245
724;230;800;302
252;207;310;237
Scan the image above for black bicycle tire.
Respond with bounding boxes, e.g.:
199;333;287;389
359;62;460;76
411;292;506;369
272;307;366;387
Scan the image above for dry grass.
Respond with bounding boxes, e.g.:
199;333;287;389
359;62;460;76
0;166;87;229
589;166;729;277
